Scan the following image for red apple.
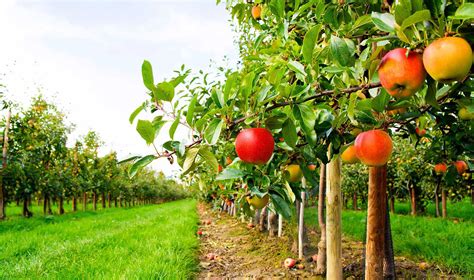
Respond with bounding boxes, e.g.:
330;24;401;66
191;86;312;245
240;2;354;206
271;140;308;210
283;258;296;269
308;164;317;171
378;48;426;99
415;128;426;137
434;163;447;175
355;130;393;167
218;165;223;172
251;5;262;20
454;160;468;175
235;128;274;164
197;230;203;236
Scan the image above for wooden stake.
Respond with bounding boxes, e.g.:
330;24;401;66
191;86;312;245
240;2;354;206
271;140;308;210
365;165;387;280
315;162;327;274
326;155;342;279
278;214;283;237
298;191;306;259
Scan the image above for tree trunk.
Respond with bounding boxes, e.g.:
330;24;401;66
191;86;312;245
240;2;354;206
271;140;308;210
435;177;441;217
83;192;87;211
58;197;65;215
352;192;357;210
108;193;112;208
410;185;416;216
47;196;52;215
0;110;11;220
471;188;474;205
114;198;118;207
101;192;106;209
315;163;327;275
365;165;387;280
23;197;32;217
326;156;342;279
92;192;97;211
72;196;77;212
442;188;447;218
390;196;395;214
43;194;48;215
268;211;278;237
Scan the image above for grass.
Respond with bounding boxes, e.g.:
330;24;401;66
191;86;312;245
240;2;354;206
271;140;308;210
0;199;199;279
304;201;474;276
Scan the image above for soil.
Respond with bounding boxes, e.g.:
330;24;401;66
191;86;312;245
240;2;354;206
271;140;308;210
196;203;460;280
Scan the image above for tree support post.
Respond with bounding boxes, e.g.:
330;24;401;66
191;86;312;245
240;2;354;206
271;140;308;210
326;155;342;279
365;165;387;279
298;179;306;259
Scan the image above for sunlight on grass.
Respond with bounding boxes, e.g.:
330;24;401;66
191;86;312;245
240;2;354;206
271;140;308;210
0;199;199;279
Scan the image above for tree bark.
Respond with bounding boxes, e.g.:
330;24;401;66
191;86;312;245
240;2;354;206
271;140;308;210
352;192;357;210
268;211;278;237
83;192;87;211
72;195;77;212
410;185;416;216
315;163;327;275
383;198;395;279
101;192;106;209
23;197;32;217
326;156;342;279
58;197;65;214
114;198;118;207
108;193;111;208
0;110;11;220
434;177;441;217
43;194;48;215
365;165;387;280
442;188;447;218
92;192;97;211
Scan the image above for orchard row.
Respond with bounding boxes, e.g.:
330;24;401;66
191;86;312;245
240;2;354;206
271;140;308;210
0;96;187;219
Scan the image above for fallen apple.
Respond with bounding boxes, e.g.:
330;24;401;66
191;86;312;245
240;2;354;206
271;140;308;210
284;258;296;269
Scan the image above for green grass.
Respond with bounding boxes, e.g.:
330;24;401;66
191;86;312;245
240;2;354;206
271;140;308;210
0;199;199;279
305;203;474;276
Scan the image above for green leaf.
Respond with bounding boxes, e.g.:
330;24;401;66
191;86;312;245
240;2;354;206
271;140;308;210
154;81;175;102
400;10;431;31
216;168;245;180
350;14;374;32
204;119;224;145
287;60;307;78
198;146;219;174
169;113;180;139
269;0;285;18
142;60;155;91
347;92;358;125
129;155;156;178
282;118;297;148
371;90;390;113
186;95;197;126
302;25;321;64
162;141;184;157
182;147;200;175
136;120;156;145
129;103;144;124
371;12;396;33
293;104;316;145
118;155;140;165
330;36;355;67
270;192;292;220
451;3;474;20
394;0;412;24
241;71;256;98
425;78;439;109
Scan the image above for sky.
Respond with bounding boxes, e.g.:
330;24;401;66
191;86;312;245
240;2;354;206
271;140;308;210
0;0;239;176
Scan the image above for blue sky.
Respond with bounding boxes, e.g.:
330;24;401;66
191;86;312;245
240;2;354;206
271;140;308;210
0;0;239;176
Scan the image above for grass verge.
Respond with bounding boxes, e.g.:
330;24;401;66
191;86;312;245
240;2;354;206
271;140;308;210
304;204;474;276
0;199;199;279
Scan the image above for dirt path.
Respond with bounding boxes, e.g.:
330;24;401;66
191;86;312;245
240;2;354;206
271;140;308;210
196;203;459;279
